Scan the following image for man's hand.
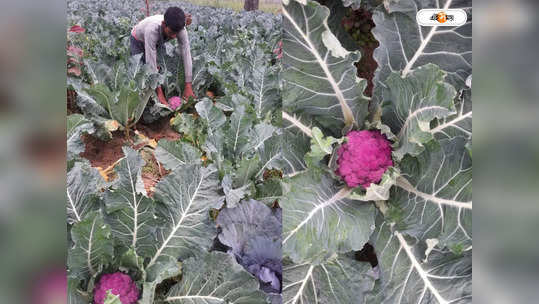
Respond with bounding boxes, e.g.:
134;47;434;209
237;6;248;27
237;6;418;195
182;83;196;101
156;86;169;106
186;13;192;26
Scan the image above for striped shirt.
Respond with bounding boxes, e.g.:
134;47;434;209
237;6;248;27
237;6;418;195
131;15;192;82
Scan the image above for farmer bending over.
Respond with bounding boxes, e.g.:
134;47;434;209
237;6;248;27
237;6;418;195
130;6;195;106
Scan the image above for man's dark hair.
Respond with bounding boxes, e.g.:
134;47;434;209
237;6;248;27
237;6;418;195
164;7;185;32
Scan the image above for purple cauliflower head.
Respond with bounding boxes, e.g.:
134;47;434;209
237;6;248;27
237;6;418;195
93;272;139;304
336;130;393;189
169;96;182;110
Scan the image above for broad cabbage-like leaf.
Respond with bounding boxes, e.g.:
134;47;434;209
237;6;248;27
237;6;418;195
382;64;457;160
103;147;156;257
392;137;472;249
68;287;88;304
221;174;252;208
251;64;280;120
196;99;227;164
281;113;312;175
76;55;157;128
147;164;224;268
225;104;255;159
154;139;202;171
282;0;369;133
282;254;376;304
432;88;472;141
369;137;472;303
67;161;101;225
68;211;114;278
164;251;268;304
67;114;95;161
256;135;284;180
372;0;472;104
242;122;278;156
141;257;181;304
282;170;375;263
368;214;471;304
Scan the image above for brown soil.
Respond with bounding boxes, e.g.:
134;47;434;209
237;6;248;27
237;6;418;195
135;116;180;142
80;131;126;169
67;89;81;115
140;149;169;197
79;115;180;188
349;8;379;97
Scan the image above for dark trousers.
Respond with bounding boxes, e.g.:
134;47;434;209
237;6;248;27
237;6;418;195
130;35;146;63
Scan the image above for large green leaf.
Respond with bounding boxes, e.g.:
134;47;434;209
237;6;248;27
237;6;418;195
255;135;284;180
164;252;268;304
68;211;114;278
369;137;472;303
147;164;224;268
372;0;472;104
76;84;109;118
68;276;90;304
241;122;278;156
103;147;156;257
392;137;472;248
382;64;457;160
67;114;95;161
67;161;101;225
154;139;202;171
109;86;152;128
369;213;471;304
281;113;311;175
251;65;280;120
196;99;227;164
221;174;252;208
432;88;472;141
225;104;255;159
282;254;375;304
282;0;369;133
141;257;181;304
76;57;155;128
282;170;375;263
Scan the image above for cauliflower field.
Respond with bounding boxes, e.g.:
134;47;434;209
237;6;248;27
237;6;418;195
67;1;283;303
67;0;472;303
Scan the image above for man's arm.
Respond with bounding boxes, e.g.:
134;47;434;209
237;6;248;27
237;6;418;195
177;29;195;100
144;26;168;105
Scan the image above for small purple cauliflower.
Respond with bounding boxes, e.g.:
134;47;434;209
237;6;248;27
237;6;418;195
169;96;182;110
336;130;393;189
93;272;139;304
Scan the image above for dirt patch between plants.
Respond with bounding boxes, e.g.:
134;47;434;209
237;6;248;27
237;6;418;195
140;149;170;197
353;8;379;98
67;89;81;115
135;116;180;142
80;131;126;170
79;115;181;194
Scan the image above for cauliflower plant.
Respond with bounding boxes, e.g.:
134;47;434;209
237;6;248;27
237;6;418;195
93;272;139;304
169;96;182;110
336;130;393;189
